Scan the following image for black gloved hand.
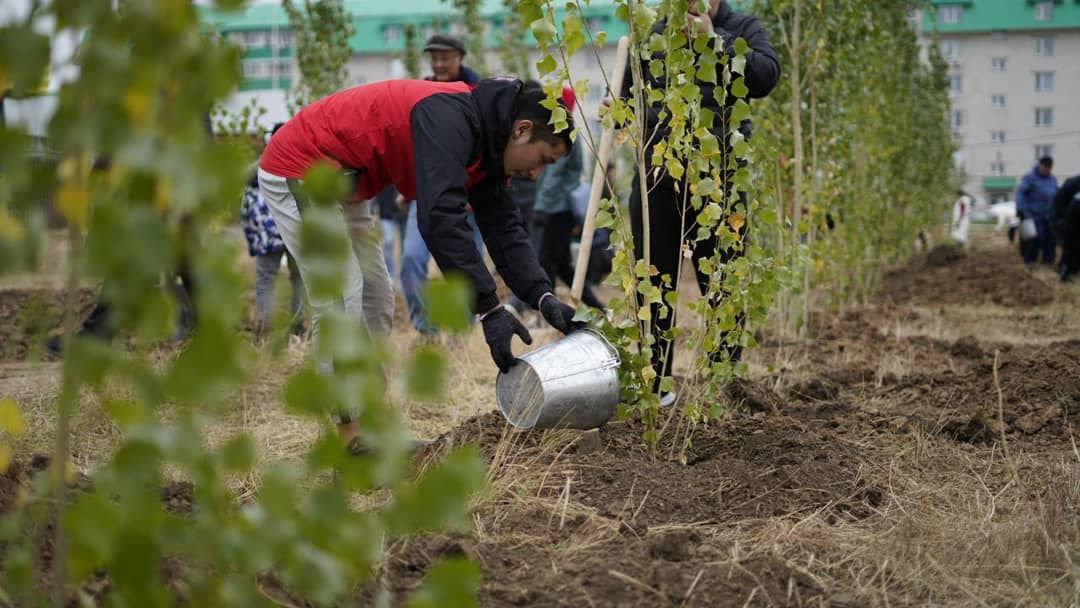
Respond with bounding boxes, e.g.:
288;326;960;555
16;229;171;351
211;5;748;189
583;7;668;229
480;306;533;373
538;292;584;335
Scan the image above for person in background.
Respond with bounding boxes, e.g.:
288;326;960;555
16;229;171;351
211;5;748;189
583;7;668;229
950;190;972;246
570;162;616;287
399;33;485;334
242;139;306;339
1053;172;1080;281
46;155;197;357
1015;156;1059;266
531;88;604;309
372;185;403;280
621;0;780;407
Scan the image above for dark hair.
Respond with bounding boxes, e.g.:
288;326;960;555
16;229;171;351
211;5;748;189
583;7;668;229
514;80;574;152
1039;155;1053;167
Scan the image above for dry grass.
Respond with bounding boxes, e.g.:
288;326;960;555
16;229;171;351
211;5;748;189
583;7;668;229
3;228;1079;605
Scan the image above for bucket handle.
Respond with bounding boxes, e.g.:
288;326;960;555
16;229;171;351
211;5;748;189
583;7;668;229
579;328;621;367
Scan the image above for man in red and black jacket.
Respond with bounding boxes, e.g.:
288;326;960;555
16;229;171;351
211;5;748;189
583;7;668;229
258;77;579;442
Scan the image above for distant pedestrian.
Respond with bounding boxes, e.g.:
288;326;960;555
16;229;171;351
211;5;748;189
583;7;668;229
950;190;972;245
1015;156;1058;265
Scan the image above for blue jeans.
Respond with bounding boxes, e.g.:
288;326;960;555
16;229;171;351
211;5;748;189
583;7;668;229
1021;214;1056;265
379;217;399;278
400;202;484;332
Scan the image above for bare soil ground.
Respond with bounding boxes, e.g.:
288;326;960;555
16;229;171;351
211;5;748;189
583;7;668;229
1;234;1078;606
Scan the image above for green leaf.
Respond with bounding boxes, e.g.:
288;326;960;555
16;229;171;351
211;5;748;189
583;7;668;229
403;347;447;401
219;434;256;472
594;209;615;229
407;557;481;608
384;446;486;536
731;77;749;99
425;274;472;333
536;53;557;76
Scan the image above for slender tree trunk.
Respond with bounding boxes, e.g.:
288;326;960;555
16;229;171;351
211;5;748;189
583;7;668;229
789;0;803;248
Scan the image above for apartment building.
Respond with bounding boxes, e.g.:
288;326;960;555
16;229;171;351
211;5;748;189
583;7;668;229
197;0;630;131
918;1;1080;204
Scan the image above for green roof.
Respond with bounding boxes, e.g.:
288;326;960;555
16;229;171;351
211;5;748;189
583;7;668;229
198;0;637;54
925;0;1080;33
983;176;1018;191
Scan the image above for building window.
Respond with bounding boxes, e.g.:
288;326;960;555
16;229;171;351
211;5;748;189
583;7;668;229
940;39;962;63
948;75;962;96
274;30;292;49
990;162;1005;176
1034;2;1053;21
242;30;270;49
991;130;1006;144
383;25;402;44
1035;107;1053;127
951;109;963;131
1035;36;1053;57
1035;144;1053;160
1035;71;1054;92
991;94;1006;108
276;61;292;79
991;57;1007;71
938;5;963;24
241;60;272;79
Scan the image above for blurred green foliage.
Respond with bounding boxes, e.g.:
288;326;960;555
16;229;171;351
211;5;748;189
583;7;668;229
0;1;485;605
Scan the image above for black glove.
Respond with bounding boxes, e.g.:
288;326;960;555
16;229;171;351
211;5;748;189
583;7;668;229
538;292;584;335
480;306;533;373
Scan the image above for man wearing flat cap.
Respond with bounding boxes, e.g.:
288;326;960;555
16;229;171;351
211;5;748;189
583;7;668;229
423;33;480;86
398;33;485;335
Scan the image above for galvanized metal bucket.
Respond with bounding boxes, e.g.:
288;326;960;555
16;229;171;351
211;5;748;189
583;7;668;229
495;329;620;430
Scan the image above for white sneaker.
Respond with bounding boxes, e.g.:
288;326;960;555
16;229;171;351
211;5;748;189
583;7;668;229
658;391;677;408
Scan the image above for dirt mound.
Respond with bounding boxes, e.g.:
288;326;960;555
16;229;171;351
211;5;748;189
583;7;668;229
925;243;966;267
402;407;878;606
881;247;1053;307
0;288;97;360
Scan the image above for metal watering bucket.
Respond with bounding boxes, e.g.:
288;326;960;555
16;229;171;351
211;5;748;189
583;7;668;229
495;329;620;430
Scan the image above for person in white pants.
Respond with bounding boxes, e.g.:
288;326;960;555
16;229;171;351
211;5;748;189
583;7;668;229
258;169;394;445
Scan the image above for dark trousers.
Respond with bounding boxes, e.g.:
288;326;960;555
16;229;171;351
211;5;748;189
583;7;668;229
629;173;743;381
1021;215;1056;265
1060;202;1080;279
536;211;603;309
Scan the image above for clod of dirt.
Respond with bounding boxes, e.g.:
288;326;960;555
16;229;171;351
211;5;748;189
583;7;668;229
162;481;195;516
646;529;698;562
949;336;983;360
725;378;783;414
939;416;998;444
925;244;966;267
1012;405;1062;434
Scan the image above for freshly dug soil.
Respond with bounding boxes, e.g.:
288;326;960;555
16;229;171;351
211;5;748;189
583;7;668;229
881;245;1053;307
383;242;1077;607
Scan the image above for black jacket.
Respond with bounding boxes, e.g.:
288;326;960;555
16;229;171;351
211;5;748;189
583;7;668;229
620;4;780;162
1054;175;1080;232
411;77;553;313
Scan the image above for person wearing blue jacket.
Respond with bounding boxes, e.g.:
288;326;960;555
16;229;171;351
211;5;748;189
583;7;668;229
1015;156;1059;265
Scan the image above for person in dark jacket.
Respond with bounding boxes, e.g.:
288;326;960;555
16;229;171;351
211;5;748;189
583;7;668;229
399;33;485;334
620;0;780;406
258;77;578;444
1053;173;1080;281
1015;156;1059;265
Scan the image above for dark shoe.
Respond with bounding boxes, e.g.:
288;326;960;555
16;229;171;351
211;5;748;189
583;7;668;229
44;335;64;359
